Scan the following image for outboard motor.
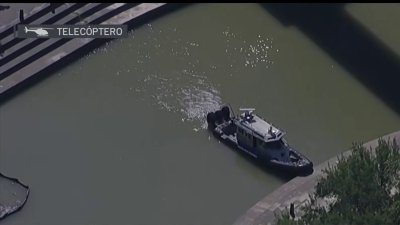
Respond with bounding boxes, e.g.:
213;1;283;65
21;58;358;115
221;106;230;121
207;112;216;129
215;110;223;124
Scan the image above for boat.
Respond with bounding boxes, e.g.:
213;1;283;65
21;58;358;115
206;105;313;175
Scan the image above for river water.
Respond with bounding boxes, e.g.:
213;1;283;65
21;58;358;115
1;3;400;225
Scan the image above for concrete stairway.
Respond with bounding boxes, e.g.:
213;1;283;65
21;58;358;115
0;3;186;103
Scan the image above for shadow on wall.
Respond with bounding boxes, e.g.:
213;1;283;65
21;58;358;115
261;3;400;116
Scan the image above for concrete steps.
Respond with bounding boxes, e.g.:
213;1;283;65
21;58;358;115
0;3;137;79
0;3;63;40
0;3;187;103
0;4;92;67
0;3;114;75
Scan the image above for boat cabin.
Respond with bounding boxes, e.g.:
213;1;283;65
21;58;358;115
234;109;289;157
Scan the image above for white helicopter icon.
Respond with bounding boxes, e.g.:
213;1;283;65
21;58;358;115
24;26;53;37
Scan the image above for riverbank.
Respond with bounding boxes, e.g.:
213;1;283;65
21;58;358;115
233;130;400;225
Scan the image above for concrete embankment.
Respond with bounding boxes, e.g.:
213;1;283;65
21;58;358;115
233;130;400;225
0;3;189;105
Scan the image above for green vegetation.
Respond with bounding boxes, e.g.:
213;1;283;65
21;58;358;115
277;138;400;225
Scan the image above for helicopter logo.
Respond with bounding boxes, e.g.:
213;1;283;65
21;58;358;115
24;26;53;37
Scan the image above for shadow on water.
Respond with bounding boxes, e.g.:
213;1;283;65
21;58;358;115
261;3;400;116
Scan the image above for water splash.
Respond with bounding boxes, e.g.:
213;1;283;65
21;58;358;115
77;24;223;131
179;86;222;129
132;25;222;130
138;72;222;130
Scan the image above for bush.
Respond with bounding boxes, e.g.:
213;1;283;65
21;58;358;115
276;138;400;225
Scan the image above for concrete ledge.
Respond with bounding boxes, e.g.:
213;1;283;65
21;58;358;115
233;130;400;225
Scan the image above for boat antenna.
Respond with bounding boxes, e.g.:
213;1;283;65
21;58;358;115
228;103;235;118
239;108;255;114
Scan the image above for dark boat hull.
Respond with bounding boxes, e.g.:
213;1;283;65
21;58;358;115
210;124;314;176
267;158;313;176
